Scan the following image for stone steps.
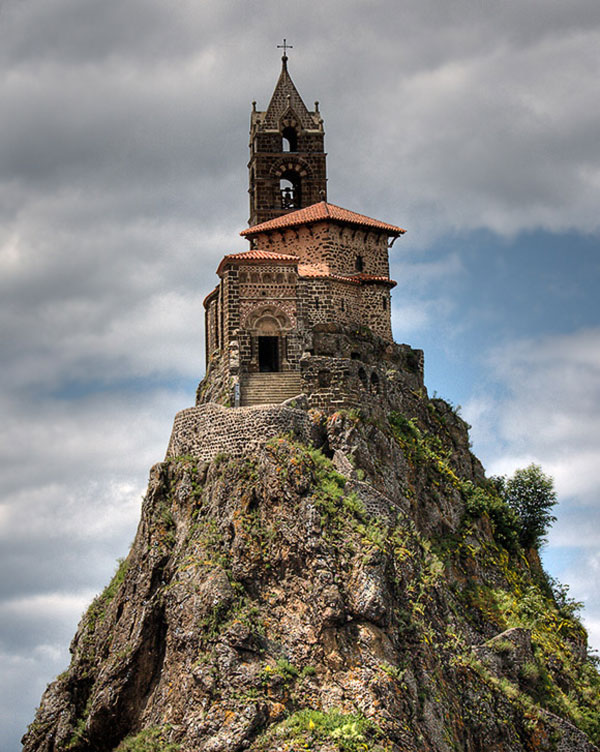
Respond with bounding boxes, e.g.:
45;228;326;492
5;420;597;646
240;372;303;406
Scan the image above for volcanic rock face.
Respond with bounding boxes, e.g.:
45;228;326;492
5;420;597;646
23;383;600;751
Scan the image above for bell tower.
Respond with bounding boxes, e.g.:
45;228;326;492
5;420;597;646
248;48;327;227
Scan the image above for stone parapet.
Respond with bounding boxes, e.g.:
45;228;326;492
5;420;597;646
166;402;319;462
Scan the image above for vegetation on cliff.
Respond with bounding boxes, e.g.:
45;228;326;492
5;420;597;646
22;391;600;752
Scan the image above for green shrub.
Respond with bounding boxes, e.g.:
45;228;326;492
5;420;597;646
493;464;557;548
389;412;421;441
464;485;520;550
116;726;180;751
275;657;300;678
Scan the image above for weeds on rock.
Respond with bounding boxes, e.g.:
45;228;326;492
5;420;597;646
115;725;180;751
255;708;388;752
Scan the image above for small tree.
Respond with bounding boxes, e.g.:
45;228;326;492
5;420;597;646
500;464;557;549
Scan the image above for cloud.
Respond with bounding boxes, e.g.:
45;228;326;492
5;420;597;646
0;645;69;750
0;592;94;653
0;388;185;604
1;2;599;749
558;550;600;651
474;329;600;500
327;3;600;238
464;328;600;654
0;385;187;748
391;252;464;338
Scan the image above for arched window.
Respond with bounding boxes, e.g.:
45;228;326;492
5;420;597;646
355;255;364;272
280;170;301;208
282;126;298;152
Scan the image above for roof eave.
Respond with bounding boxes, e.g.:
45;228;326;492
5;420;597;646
217;254;298;277
203;285;219;309
241;219;406;239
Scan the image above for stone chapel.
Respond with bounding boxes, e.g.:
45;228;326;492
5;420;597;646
199;53;423;411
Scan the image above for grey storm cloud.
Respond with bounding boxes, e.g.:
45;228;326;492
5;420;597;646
1;0;600;749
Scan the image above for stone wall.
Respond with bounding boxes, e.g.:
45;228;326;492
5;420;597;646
248;84;327;226
166;402;319;462
360;284;393;340
323;224;391;278
253;223;390;279
300;348;422;417
197;321;423;413
250;222;394;341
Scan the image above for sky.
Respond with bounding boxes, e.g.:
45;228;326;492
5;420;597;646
1;0;599;748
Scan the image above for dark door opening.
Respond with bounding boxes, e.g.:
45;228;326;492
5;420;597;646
258;336;279;372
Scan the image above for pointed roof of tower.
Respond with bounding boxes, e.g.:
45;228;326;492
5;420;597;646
262;56;320;130
240;201;406;237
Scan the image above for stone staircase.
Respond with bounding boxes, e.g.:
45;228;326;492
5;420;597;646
240;372;304;407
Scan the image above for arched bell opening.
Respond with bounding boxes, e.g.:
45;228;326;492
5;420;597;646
279;170;301;209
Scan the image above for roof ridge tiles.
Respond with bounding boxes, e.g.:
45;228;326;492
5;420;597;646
240;201;406;237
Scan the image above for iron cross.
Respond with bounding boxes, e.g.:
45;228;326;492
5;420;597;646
277;39;293;57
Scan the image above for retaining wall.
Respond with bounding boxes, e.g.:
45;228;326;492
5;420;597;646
166;402;318;462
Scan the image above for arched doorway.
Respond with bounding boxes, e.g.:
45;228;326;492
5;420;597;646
244;306;292;373
255;314;283;372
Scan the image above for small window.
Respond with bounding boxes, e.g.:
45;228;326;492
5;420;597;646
355;255;364;272
239;272;248;283
318;370;331;387
382;297;387;310
341;299;345;312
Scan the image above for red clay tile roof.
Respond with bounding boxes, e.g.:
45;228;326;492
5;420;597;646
216;248;298;276
351;273;397;286
299;267;397;288
203;285;219;308
240;201;406;237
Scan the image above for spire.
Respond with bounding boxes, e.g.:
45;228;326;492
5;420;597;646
263;49;317;130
